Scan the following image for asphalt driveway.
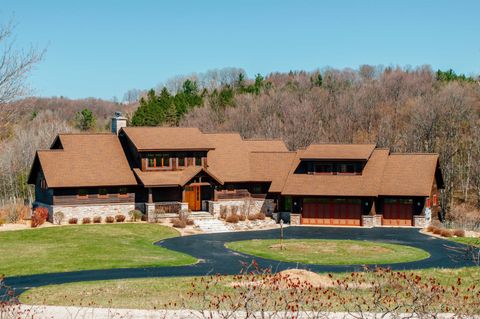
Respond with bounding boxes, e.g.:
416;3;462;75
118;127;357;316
5;227;475;294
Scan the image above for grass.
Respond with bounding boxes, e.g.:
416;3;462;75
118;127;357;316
449;237;480;247
225;239;430;265
19;267;479;310
0;224;197;276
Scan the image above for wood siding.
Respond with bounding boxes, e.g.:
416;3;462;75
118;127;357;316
53;187;135;205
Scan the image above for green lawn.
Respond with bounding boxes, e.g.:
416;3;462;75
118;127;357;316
225;239;430;265
19;267;479;311
0;224;196;276
450;237;480;247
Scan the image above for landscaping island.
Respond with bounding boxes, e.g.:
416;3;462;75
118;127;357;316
225;239;430;265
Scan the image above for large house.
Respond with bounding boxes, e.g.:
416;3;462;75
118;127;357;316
28;113;443;227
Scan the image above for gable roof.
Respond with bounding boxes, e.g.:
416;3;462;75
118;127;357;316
249;152;297;192
379;154;440;196
121;127;214;151
133;166;223;187
28;133;137;188
300;144;376;160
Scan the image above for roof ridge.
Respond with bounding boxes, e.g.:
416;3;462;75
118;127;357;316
58;132;114;136
390;153;439;155
250;151;296;154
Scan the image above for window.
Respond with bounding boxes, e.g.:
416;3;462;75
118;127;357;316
118;187;128;198
252;184;262;194
98;188;109;198
78;189;88;199
339;163;355;174
314;164;333;174
146;153;170;168
193;152;203;166
178;152;186;167
40;178;47;189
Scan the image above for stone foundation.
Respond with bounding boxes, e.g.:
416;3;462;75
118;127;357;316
47;203;135;224
290;213;301;225
413;215;427;228
146;201;188;222
362;215;382;227
208;198;275;217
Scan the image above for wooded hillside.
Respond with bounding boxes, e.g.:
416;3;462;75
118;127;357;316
0;66;479;215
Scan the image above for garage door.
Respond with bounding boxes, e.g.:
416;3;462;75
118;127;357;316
302;202;362;226
382;201;413;226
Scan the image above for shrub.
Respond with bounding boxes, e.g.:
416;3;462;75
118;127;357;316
31;207;49;228
93;216;102;223
115;214;126;222
0;217;5;226
453;229;465;237
257;212;266;220
171;218;186;228
247;213;258;221
105;216;115;223
82;217;91;224
53;211;65;225
186;218;194;226
3;204;30;223
128;209;143;222
226;214;239;223
238;212;246;221
432;227;442;235
426;225;436;232
219;206;227;219
440;229;452;237
68;218;78;224
141;213;148;221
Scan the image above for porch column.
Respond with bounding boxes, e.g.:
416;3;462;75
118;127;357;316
148;188;153;203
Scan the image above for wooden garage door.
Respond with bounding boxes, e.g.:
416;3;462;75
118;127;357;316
302;202;362;226
382;202;413;226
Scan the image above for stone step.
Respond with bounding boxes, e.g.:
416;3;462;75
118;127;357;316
194;218;231;233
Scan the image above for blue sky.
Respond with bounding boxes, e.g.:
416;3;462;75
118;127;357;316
1;0;479;99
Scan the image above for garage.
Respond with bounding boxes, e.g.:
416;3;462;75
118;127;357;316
301;199;362;226
382;198;413;226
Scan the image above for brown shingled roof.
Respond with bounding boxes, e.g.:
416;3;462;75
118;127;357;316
300;144;376;160
281;149;390;196
122;127;214;151
379;154;439;196
30;134;137;188
243;139;289;152
249;152;296;192
133;166;223;187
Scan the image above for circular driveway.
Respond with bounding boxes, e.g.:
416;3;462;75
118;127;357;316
6;227;475;294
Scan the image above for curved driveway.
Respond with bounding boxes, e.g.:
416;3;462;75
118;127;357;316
5;227;475;294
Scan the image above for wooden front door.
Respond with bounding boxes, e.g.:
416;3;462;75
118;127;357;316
184;185;201;211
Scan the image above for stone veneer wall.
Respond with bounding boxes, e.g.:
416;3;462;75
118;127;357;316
361;215;382;227
146;201;189;222
413;215;427;228
290;213;301;225
47;203;135;223
208;199;275;217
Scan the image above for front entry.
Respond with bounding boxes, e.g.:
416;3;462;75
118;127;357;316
184;185;201;211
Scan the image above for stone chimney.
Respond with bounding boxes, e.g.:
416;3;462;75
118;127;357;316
111;112;127;135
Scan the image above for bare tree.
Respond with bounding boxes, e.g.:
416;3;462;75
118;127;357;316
0;19;46;134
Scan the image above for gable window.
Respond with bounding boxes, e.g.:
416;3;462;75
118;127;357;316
98;188;109;198
40;178;47;189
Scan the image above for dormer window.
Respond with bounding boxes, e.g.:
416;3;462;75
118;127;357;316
178;152;186;167
194;152;202;166
339;163;355;174
315;164;333;174
146;153;170;168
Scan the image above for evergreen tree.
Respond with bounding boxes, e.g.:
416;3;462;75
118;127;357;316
74;108;96;131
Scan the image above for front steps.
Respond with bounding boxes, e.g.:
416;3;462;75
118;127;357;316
190;212;231;233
